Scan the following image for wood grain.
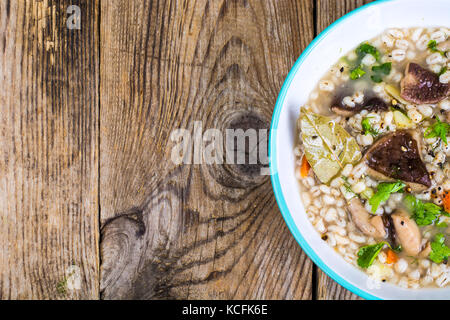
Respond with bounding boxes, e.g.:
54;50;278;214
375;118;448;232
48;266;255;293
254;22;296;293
314;0;374;301
0;0;376;300
0;0;99;299
99;0;315;300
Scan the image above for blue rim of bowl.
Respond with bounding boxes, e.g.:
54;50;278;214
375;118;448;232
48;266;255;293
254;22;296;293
269;0;396;300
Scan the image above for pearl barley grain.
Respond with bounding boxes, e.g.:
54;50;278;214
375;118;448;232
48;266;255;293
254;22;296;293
392;49;406;62
418;105;433;117
352;181;366;194
417;35;430;50
440;71;450;84
362;54;376;66
427;52;444;65
395;39;409;50
395;259;408;274
319;80;335;92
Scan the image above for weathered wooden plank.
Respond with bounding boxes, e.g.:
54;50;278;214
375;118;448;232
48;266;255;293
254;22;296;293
314;0;374;301
0;0;100;299
99;0;315;299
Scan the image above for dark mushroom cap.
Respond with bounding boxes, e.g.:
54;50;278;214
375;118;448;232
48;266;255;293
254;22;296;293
364;130;431;190
400;63;449;104
331;96;388;116
364;97;388;112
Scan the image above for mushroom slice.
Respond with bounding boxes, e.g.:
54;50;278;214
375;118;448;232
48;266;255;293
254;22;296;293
331;97;388;117
445;110;450;123
391;209;424;256
331;105;360;117
400;62;449;104
363;130;431;192
348;198;386;239
419;241;432;259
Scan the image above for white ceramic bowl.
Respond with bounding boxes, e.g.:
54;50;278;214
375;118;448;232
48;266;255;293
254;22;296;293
269;0;450;300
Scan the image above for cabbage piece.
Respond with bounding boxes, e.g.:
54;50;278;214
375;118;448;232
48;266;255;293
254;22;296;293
299;109;362;184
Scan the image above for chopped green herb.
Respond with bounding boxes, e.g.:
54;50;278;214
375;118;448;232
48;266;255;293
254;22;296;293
357;242;389;268
372;62;392;75
392;245;402;253
424;117;450;145
370;75;383;83
369;181;406;213
350;66;366;80
436;221;448;228
356;43;381;61
370;63;392;83
390;105;409;116
429;233;450;264
361;117;379;136
438;66;448;76
348;43;384;81
428;40;447;57
342;176;357;196
360;187;374;201
404;194;447;226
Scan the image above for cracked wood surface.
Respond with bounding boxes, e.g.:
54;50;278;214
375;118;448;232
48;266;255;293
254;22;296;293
0;0;371;299
99;0;315;300
99;0;369;300
0;0;100;299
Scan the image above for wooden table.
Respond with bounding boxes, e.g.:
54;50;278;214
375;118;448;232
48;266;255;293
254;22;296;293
0;0;373;300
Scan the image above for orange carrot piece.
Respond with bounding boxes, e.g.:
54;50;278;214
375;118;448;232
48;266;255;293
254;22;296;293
442;191;450;214
300;155;311;178
386;249;398;264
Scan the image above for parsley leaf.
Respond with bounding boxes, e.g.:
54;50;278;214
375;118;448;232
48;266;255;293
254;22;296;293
349;44;384;81
428;40;447;57
424;117;450;145
438;66;448;76
429;233;450;264
356;43;381;61
436;221;448;228
361;117;379;136
404;194;447;226
372;62;392;75
350;66;366;80
357;242;389;268
370;63;392;83
369;181;405;213
370;75;383;83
